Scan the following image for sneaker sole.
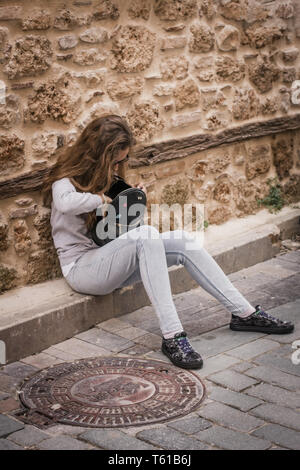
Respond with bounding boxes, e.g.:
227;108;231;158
161;346;203;370
230;324;294;334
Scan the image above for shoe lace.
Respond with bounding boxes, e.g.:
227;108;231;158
177;336;194;355
255;305;282;323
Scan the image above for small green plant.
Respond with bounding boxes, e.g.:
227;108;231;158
256;177;285;214
204;220;209;230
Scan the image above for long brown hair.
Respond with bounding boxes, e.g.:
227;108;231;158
42;114;135;232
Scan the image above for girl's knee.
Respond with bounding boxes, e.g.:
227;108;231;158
129;224;160;240
170;229;205;252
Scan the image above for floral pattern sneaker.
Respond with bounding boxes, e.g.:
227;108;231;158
162;331;203;369
230;304;294;334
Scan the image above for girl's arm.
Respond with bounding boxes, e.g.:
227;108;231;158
52;178;104;215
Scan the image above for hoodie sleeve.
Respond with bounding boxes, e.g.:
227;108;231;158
52;178;104;215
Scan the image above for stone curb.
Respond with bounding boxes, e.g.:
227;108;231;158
0;210;299;364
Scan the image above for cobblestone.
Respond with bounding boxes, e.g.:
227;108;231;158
237;262;294;280
0;415;24;438
250;404;300;431
208;385;263;411
260;256;300;273
1;249;299;450
0;397;20;412
0;362;38;379
192;329;264;359
167;416;212;434
253;349;300;377
269;344;294;357
50;337;112;358
225;338;281;360
195;425;271;450
79;429;159;450
119;344;152;356
184;311;230;337
197;402;264;432
75;328;135;352
251;424;300;450
195;353;241;378
21;353;63;369
37;435;93;450
96;318;130;333
231;361;253;373
232;272;283;294
278;251;300;264
262;298;300;323
113;326;147;340
117;305;156;327
245;366;300;391
7;425;50;447
245;383;300;409
262;275;300;301
43;424;89;436
41;346;82;361
136;427;210;450
246;290;295;311
145;350;169;362
133;332;162;350
208;369;259;392
0;374;22;394
0;392;10;401
0;438;23;450
268;328;300;344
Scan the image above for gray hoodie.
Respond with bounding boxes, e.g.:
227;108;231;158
50;177;104;277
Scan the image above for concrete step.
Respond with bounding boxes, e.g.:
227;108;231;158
0;206;299;364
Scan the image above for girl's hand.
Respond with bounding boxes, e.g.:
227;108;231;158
97;193;112;204
135;182;147;195
105;195;113;204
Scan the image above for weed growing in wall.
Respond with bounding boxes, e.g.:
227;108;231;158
256;177;285;213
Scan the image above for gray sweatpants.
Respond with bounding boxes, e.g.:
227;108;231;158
65;224;255;337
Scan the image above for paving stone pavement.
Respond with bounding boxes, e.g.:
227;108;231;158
0;250;299;450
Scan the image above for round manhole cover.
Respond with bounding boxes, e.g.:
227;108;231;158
19;357;205;428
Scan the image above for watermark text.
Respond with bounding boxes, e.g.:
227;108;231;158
0;340;6;365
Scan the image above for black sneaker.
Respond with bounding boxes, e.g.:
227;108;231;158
161;331;203;369
230;304;294;334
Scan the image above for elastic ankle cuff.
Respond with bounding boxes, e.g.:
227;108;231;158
163;330;183;339
235;307;256;318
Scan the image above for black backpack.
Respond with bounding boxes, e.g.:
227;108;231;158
91;175;147;247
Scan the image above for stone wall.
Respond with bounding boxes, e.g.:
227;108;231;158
0;0;300;293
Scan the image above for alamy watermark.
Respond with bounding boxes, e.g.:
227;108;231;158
0;340;6;365
291;340;300;365
0;80;6;105
95;201;206;250
291;80;300;105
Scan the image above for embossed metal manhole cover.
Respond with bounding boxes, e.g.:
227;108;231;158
19;357;205;428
